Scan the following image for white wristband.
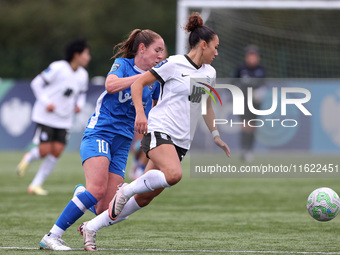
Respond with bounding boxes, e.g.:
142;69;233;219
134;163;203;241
212;130;220;138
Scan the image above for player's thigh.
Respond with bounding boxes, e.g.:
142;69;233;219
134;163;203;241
38;142;52;157
80;135;112;200
83;156;110;200
51;142;65;157
147;144;182;185
108;135;132;179
142;132;183;184
147;144;181;172
144;157;158;172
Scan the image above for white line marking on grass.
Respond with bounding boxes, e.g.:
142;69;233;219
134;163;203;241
1;247;340;254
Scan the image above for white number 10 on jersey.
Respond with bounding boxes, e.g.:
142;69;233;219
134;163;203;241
96;139;109;154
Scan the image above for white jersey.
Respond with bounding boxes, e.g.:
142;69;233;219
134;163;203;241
148;55;216;150
31;60;88;129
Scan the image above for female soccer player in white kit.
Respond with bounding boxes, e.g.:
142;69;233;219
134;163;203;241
16;39;91;195
78;12;230;250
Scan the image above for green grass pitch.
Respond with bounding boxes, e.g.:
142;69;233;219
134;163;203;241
1;151;340;254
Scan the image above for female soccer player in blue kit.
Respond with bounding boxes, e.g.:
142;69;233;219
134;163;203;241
39;29;165;251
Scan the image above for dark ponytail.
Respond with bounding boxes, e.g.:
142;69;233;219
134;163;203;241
112;29;161;59
185;12;216;49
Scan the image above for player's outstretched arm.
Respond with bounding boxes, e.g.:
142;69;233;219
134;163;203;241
105;73;143;94
203;97;230;157
131;71;157;134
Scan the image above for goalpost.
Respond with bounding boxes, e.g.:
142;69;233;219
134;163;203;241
176;0;340;78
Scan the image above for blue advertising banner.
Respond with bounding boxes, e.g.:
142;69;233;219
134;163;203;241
0;79;105;151
310;81;340;153
1;78;340;154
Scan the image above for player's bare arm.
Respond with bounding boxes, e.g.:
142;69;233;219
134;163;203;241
131;71;157;134
203;97;230;157
105;73;143;94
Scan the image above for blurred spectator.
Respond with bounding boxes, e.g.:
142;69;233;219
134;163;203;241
233;45;266;162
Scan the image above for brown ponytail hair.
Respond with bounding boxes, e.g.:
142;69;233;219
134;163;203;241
112;29;161;59
185;12;216;49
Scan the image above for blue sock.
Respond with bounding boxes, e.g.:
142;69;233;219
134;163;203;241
55;191;97;231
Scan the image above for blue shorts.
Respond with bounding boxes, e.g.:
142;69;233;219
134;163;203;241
80;133;132;178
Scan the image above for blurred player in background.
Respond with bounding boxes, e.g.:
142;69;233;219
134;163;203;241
128;45;167;181
233;45;266;162
39;29;165;251
16;39;91;195
77;12;230;251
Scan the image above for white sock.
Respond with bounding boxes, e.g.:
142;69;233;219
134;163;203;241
49;224;64;238
123;170;170;198
30;154;58;186
26;147;41;163
86;196;142;232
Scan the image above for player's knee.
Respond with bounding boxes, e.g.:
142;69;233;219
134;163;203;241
39;149;49;158
165;170;182;186
51;151;62;158
88;186;106;201
40;152;48;158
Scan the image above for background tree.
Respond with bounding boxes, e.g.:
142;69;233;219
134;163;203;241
0;0;177;78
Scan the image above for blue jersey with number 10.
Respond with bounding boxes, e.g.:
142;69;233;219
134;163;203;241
84;58;159;140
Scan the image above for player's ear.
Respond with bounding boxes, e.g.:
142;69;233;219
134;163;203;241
201;40;208;50
72;52;80;61
139;43;146;55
